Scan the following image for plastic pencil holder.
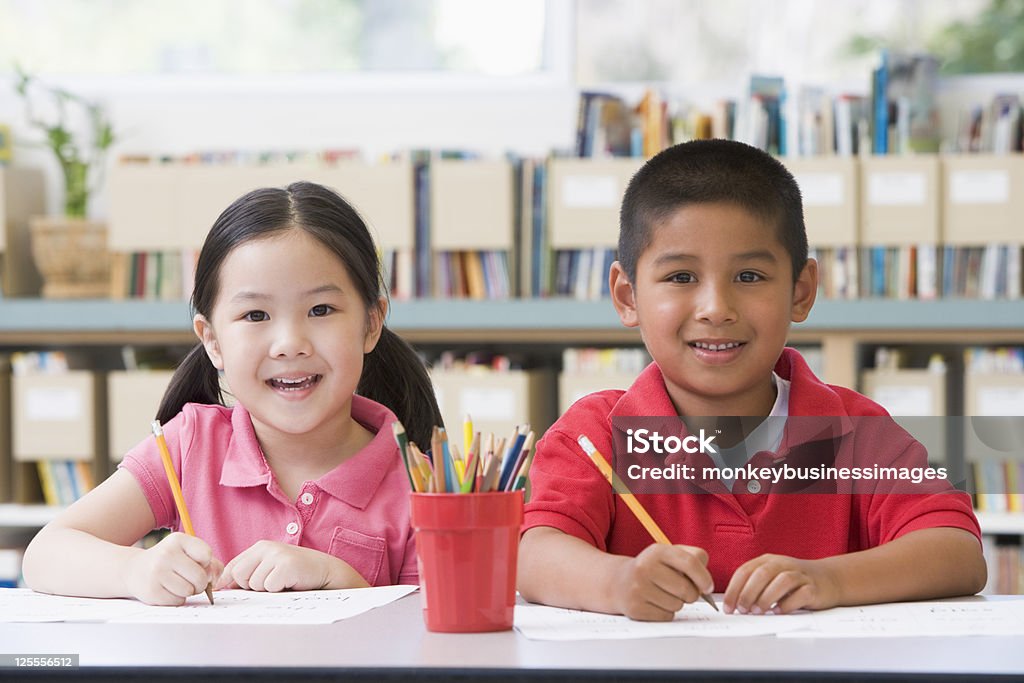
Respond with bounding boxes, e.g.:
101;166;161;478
409;490;524;633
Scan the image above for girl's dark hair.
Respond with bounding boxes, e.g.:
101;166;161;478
156;181;443;447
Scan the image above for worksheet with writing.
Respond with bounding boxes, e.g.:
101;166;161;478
0;585;418;625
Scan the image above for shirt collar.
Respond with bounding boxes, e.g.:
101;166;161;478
610;348;853;434
219;396;400;510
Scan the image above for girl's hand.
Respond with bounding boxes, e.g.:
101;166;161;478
122;532;223;606
217;541;370;592
723;553;840;615
610;543;714;621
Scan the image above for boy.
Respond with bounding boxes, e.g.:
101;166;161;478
518;139;986;621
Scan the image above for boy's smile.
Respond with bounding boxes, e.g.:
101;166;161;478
610;202;817;417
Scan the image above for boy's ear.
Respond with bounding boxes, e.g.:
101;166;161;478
791;258;819;323
609;261;639;328
364;296;387;354
193;314;224;370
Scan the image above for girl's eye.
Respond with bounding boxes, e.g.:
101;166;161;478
310;304;333;317
243;310;268;322
670;272;695;284
737;271;764;283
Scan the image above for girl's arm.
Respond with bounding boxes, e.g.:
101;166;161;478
23;469;220;603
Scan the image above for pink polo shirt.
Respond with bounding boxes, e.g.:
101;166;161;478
119;395;417;586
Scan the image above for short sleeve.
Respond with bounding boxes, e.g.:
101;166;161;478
858;434;982;546
522;411;617;551
118;408;194;530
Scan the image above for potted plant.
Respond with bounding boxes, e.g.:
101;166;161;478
13;64;115;297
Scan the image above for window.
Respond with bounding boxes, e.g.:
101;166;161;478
0;0;557;79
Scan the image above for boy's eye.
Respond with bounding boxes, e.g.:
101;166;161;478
310;304;334;317
737;271;764;283
669;272;695;284
243;310;268;322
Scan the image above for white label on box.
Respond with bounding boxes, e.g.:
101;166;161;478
26;387;83;421
871;386;934;417
868;172;927;206
796;172;844;206
949;170;1010;205
562;175;618;208
460;388;515;421
977;387;1024;416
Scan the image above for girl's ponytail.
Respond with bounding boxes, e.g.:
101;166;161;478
358;326;442;449
155;343;223;425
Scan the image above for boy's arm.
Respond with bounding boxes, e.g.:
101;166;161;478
724;527;986;614
519;526;714;621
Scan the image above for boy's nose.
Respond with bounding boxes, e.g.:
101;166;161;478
695;285;738;325
269;323;313;358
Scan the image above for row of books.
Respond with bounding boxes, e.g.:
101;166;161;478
966;347;1024;374
561;347;650;375
815;245;1024;301
982;538;1024;595
36;460;94;507
973;460;1024;514
103;148;1024;302
110;250;199;300
573;53;1020;159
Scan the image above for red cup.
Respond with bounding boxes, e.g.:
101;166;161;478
410;491;524;633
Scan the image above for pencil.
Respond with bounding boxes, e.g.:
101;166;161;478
576;435;718;612
152;420;215;605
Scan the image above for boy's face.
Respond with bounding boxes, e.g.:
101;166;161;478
610;202;817;417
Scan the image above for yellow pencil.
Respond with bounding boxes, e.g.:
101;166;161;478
152;420;214;605
576;435;718;612
463;414;473;462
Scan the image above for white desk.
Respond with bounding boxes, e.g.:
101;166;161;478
0;594;1021;682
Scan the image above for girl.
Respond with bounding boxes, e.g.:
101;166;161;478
23;181;442;605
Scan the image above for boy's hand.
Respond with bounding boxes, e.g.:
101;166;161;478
610;543;713;621
723;553;840;615
123;532;223;606
217;540;369;592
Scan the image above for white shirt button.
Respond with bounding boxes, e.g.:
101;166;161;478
286;522;299;535
747;479;762;494
300;492;314;506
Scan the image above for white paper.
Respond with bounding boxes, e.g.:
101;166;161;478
977;387;1024;417
795;172;844;206
514;602;813;640
25;388;83;421
561;175;618;208
0;585;417;625
777;599;1024;638
459;388;515;421
949;170;1010;205
868;172;927;206
870;386;935;417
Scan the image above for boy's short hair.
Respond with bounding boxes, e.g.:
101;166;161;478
618;139;808;283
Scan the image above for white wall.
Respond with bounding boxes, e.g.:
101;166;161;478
0;77;579;218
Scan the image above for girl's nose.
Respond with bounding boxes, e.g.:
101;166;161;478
269;322;313;358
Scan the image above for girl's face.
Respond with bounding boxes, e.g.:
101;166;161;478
194;229;382;445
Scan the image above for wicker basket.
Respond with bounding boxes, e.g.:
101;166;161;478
29;217;111;298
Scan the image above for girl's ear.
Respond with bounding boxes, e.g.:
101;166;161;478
609;261;639;328
193;314;224;370
791;257;819;323
364;297;387;354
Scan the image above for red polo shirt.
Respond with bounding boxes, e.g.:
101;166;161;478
523;348;980;590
